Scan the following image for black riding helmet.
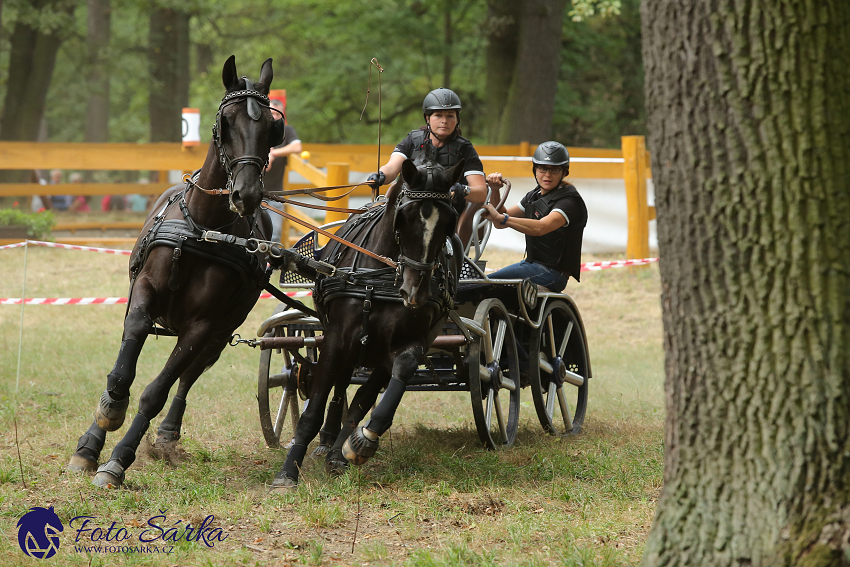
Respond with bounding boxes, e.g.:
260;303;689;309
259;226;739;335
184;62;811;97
532;141;570;177
423;88;462;122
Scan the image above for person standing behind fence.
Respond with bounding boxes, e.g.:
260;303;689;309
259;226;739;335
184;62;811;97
68;172;91;212
263;99;302;243
479;141;587;292
49;169;72;211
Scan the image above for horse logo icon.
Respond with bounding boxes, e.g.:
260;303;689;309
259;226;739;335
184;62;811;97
17;506;63;559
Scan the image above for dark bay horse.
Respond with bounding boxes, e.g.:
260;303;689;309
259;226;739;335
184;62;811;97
272;155;467;488
67;56;287;488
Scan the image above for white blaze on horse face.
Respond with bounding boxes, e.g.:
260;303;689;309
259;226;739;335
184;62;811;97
419;205;439;261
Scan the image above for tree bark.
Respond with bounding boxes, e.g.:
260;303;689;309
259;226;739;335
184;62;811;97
641;1;850;566
0;0;71;142
496;0;565;144
484;0;522;143
85;0;111;144
148;7;190;143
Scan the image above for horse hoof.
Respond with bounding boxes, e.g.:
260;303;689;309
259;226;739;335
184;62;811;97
311;444;330;457
325;450;349;477
155;430;180;444
269;476;298;491
92;461;125;489
94;390;129;432
67;454;97;473
342;426;379;466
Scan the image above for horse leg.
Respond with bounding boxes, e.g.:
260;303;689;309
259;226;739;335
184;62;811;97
271;356;354;489
155;381;191;445
94;289;154;431
92;337;215;488
325;368;388;476
343;348;421;465
311;386;347;458
68;292;153;472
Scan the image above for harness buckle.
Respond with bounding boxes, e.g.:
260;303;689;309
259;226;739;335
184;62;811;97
203;230;222;242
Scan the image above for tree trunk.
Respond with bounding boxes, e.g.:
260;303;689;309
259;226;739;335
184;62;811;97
85;0;111;144
641;1;850;566
484;0;522;143
496;0;565;144
148;7;190;143
0;0;70;142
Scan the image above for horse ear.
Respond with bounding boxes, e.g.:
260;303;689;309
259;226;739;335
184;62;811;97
258;58;273;94
222;55;239;91
449;158;466;186
401;159;418;183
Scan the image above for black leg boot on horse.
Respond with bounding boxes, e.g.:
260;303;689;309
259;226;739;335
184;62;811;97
342;350;421;465
324;369;386;476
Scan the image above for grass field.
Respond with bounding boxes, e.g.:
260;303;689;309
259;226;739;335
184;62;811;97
0;240;664;566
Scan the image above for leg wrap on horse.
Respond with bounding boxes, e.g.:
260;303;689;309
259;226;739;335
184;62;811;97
318;395;345;446
278;443;309;482
106;339;144;398
157;395;187;442
74;422;106;461
111;413;151;469
97;339;145;431
364;378;406;435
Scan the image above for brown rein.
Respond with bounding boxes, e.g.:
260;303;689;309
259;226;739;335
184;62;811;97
261;201;397;269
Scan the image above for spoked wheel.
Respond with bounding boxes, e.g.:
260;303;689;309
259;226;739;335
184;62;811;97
529;300;590;436
257;325;318;448
467;298;520;449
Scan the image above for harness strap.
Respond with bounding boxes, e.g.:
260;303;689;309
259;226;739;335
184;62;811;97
262;281;318;318
359;286;374;347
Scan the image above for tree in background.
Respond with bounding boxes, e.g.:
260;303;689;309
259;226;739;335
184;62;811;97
148;4;190;143
22;0;643;148
641;0;850;565
0;0;75;142
85;0;110;145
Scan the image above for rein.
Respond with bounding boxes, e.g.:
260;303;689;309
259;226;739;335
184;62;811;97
261;201;398;268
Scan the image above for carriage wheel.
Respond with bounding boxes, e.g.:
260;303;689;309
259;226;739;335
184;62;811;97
257;326;318;449
467;298;521;449
528;300;590;436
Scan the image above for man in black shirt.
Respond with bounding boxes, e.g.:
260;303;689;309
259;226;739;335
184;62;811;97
480;141;587;292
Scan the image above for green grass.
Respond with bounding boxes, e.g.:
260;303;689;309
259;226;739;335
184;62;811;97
0;244;664;566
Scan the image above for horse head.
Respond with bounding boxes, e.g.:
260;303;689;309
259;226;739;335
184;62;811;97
217;55;287;217
392;155;466;308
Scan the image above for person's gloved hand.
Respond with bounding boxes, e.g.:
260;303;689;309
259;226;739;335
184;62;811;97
366;171;386;189
450;183;470;198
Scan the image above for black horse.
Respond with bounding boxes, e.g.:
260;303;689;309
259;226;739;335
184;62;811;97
272;155;467;487
67;56;286;488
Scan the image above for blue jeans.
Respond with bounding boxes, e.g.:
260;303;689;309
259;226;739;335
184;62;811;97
488;260;567;292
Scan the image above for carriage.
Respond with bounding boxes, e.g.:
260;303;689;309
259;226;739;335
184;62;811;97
253;183;591;453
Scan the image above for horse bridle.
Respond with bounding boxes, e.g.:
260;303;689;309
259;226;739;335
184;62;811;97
393;164;459;278
209;78;284;195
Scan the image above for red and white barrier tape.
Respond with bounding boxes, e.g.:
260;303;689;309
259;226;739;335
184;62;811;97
0;291;312;306
1;240;658;304
581;257;658;271
0;240;132;255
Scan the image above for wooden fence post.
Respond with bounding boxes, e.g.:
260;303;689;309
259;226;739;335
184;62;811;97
622;135;650;261
279;168;292;246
